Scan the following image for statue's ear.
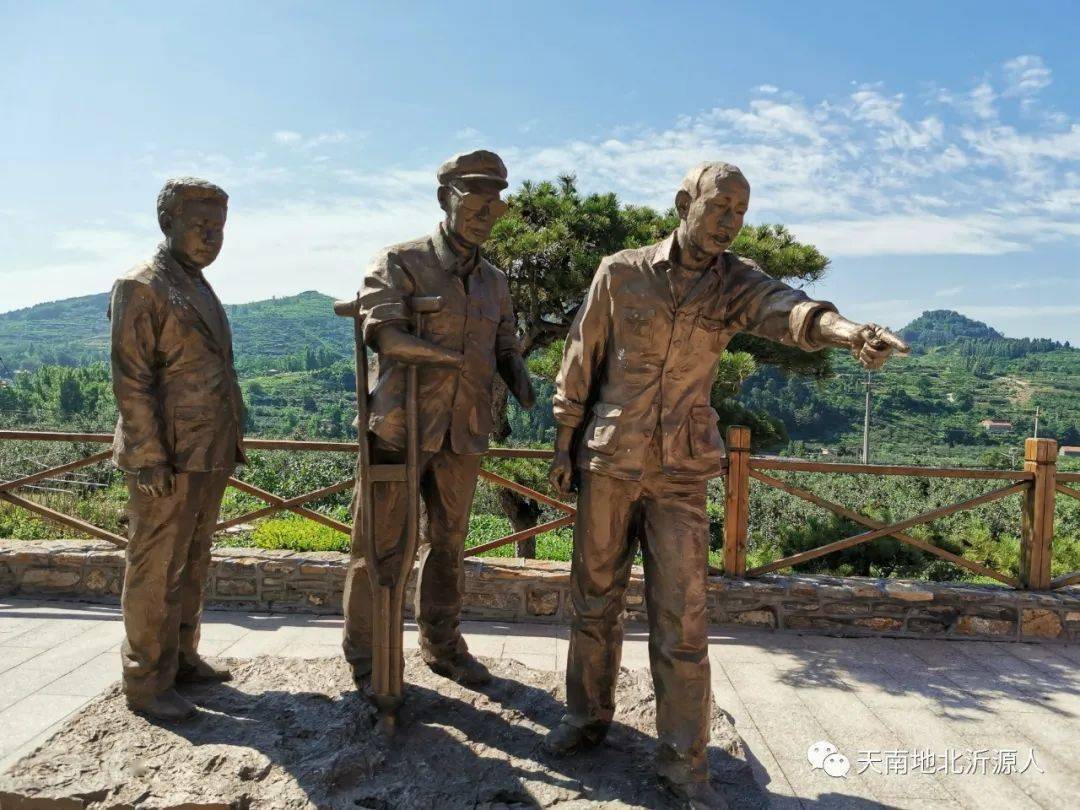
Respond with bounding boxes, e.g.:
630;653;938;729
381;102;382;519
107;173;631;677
437;185;450;214
675;189;691;220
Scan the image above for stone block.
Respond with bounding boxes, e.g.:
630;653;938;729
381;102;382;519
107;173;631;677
906;618;949;634
816;584;854;600
20;567;80;589
955;615;1014;636
214;577;256;597
525;588;560;616
732;609;776;628
1020;608;1063;639
83;567;110;593
824;602;869;616
462;590;521;613
849;579;886;598
884;582;934;601
855;616;902;632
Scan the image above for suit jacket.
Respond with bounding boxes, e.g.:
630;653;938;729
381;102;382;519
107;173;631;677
554;232;836;482
109;245;245;473
360;226;528;455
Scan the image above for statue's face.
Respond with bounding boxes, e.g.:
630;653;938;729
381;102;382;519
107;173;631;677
166;199;226;270
443;184;508;247
680;175;750;257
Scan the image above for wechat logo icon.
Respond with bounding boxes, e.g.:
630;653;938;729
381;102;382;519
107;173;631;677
808;740;851;778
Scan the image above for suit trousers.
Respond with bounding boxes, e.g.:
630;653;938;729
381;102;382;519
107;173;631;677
564;438;712;783
120;468;232;698
343;433;482;671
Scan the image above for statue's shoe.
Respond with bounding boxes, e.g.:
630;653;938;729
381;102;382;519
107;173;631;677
425;652;492;685
658;775;729;810
126;687;197;722
542;721;607;756
176;657;232;684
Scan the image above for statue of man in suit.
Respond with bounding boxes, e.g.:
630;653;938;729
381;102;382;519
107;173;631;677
109;177;244;721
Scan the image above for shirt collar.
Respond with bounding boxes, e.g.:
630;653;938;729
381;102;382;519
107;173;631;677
653;231;727;275
433;224;481;277
652;231;679;272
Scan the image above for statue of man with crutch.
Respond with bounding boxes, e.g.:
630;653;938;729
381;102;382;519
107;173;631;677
341;150;535;709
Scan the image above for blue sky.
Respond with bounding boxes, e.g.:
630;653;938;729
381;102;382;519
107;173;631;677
2;1;1078;341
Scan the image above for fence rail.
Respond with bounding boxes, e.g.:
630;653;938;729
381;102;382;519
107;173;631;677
1;428;1076;591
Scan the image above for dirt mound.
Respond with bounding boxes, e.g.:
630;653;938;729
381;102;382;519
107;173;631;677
1;653;764;808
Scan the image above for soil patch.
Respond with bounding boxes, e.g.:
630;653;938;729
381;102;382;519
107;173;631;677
1;653;764;808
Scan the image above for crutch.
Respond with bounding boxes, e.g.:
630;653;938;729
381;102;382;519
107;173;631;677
333;293;443;735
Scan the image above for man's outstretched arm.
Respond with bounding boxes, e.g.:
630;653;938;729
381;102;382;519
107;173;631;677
809;311;910;369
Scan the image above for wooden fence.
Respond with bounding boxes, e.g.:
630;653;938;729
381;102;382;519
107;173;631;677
1;428;1076;591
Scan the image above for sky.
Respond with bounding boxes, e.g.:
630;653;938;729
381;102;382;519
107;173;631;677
2;1;1079;341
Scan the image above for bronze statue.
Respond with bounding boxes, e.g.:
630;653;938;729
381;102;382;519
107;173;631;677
342;149;535;691
110;178;243;721
543;162;908;807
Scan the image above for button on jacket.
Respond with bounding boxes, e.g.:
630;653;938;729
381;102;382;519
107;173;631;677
360;226;523;455
109;246;245;473
554;232;836;481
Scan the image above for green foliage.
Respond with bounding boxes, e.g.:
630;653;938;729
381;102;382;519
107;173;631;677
487;175;676;355
251;517;348;553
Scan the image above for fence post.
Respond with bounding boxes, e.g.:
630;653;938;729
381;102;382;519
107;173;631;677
1020;437;1057;590
724;425;751;577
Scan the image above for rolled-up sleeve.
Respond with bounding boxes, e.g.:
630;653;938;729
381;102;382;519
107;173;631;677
726;259;837;351
553;260;613;428
359;249;413;345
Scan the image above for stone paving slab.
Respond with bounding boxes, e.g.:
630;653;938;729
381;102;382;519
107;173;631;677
0;597;1076;808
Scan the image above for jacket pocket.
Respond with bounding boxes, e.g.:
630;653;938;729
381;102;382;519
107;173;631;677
621;306;656;338
692;314;727;351
586;402;623;455
469;402;493;436
689;405;722;458
171;404;219;465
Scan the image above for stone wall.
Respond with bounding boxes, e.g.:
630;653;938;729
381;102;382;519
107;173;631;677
1;539;1076;642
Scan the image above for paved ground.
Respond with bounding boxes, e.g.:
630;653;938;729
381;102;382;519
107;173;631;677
0;597;1076;809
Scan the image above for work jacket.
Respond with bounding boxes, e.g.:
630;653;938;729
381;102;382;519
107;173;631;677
359;226;525;455
554;232;835;481
109;246;245;473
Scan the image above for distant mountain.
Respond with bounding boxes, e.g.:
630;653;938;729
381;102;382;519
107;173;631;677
0;290;350;370
899;309;1069;359
900;310;1004;348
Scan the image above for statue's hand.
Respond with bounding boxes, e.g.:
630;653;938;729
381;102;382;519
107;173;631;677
850;324;910;370
548;450;574;497
136;464;175;498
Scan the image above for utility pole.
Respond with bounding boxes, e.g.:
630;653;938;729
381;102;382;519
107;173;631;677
862;370;872;464
1033;406;1040;439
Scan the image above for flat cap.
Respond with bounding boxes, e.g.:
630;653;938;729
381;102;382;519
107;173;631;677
437;149;508;189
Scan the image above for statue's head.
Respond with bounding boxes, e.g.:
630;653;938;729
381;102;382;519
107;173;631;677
436;150;509;248
157;177;229;271
675;162;750;259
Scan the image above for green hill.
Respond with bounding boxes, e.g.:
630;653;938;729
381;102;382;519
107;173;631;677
0;291;351;371
1;295;1077;464
736;310;1080;463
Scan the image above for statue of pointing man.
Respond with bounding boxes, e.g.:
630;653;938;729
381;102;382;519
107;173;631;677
544;161;907;808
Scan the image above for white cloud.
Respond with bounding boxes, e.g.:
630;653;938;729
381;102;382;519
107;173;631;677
935;285;964;297
7;54;1079;317
756;84;779;94
455;126;485;141
1003;55;1051;97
